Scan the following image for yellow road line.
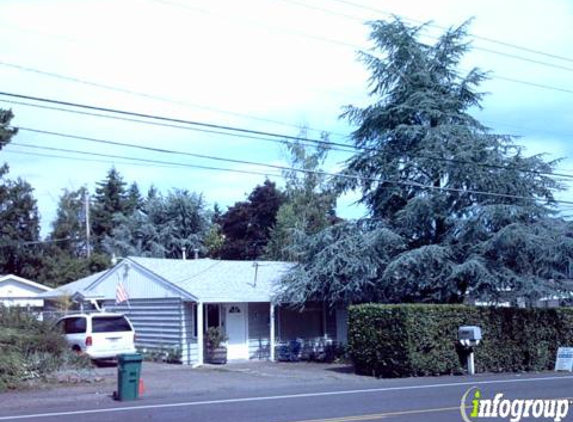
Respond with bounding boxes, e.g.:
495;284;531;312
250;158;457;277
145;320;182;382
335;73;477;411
285;405;468;422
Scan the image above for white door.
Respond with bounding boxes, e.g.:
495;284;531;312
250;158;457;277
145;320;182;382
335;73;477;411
226;303;248;359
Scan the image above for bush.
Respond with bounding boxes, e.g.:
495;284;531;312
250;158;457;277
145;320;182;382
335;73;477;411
348;304;573;377
0;305;88;391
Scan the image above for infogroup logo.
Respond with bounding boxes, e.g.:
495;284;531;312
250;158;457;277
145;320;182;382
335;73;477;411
460;387;571;422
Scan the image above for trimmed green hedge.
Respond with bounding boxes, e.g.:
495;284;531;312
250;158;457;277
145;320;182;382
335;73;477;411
348;304;573;377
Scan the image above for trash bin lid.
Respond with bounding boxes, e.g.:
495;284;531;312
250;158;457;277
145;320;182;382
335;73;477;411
118;353;143;363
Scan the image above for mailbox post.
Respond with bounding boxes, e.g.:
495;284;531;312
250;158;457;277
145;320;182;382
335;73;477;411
458;326;481;375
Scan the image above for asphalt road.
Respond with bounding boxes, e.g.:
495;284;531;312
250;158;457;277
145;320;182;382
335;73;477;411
1;372;573;422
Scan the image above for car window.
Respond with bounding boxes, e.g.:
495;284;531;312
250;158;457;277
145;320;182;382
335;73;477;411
92;316;132;333
63;317;87;334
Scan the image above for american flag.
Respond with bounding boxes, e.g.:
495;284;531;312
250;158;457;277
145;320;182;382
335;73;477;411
116;280;129;304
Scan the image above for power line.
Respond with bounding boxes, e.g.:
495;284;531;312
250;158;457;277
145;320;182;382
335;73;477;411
4;143;283;179
2;92;571;181
0;237;78;248
146;0;573;95
13;125;573;182
4;130;572;206
327;0;573;64
0;91;349;146
277;0;573;74
0;60;350;139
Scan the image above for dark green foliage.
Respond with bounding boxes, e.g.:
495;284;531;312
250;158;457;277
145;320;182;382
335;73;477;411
218;180;285;260
35;250;110;288
348;304;573;377
279;18;571;306
275;220;404;306
104;189;211;259
0;108;17;151
49;187;89;258
91;167;129;252
0;166;41;278
0;305;82;391
125;182;144;214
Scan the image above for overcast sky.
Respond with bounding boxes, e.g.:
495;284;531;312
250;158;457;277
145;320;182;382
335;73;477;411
1;0;572;236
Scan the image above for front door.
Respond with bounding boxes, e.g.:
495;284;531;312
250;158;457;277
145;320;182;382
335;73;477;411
225;303;248;359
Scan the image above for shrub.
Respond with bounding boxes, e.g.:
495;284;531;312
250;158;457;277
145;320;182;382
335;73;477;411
348;304;573;377
0;305;85;391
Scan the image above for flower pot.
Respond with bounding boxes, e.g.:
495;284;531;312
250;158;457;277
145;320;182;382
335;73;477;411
206;347;227;364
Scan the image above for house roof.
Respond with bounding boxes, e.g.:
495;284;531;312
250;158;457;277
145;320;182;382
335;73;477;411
38;271;107;299
0;274;53;293
40;258;295;303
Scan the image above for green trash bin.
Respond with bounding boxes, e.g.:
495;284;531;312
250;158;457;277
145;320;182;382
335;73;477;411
116;353;143;401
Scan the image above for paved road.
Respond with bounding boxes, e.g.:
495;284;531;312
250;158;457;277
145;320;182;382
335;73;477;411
1;372;572;422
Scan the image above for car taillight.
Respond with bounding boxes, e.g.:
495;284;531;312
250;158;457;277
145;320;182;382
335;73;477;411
133;333;137;342
86;336;92;347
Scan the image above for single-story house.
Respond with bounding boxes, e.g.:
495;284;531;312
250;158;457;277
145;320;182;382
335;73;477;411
39;257;348;366
0;274;53;310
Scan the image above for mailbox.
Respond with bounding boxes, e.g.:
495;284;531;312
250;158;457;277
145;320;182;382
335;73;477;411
458;326;481;347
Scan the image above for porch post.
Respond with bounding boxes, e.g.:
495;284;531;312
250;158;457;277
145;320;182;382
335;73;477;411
197;301;204;366
270;303;276;361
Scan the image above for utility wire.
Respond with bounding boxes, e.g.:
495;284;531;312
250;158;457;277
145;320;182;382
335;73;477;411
0;98;349;152
0;237;78;248
0;61;350;139
277;0;573;74
4;143;283;179
327;0;573;64
4;133;572;206
147;0;573;94
12;125;573;182
0;91;344;145
2;92;572;181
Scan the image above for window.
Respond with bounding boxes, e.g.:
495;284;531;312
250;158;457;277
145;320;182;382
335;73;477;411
62;317;87;334
229;305;241;314
92;316;132;333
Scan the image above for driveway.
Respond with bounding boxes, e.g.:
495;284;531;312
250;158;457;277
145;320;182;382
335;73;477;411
0;361;367;412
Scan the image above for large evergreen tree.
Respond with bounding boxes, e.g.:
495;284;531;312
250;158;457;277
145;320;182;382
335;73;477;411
91;167;129;252
0;167;42;278
278;19;572;306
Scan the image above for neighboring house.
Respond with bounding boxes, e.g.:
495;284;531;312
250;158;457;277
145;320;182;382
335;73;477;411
0;274;53;309
39;257;347;366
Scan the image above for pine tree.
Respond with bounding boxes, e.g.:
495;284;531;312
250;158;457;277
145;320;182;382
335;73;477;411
91;167;129;252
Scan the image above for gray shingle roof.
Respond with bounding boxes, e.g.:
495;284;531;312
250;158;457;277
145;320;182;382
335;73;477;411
129;257;294;303
40;258;295;303
38;270;107;299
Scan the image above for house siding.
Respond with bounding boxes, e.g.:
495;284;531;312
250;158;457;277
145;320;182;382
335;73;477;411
110;298;198;364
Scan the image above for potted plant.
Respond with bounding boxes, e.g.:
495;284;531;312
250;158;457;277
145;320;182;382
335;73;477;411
205;326;228;364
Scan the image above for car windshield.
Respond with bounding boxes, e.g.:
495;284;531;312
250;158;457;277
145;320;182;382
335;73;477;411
92;316;132;333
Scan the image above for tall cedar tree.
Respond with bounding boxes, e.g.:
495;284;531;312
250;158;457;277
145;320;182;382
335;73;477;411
277;19;573;306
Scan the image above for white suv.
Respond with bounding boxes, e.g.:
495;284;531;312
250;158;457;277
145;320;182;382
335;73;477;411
56;312;137;360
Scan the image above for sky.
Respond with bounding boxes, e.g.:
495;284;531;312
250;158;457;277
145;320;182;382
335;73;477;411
0;0;572;236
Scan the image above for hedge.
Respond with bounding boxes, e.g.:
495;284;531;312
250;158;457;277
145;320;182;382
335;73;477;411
348;304;573;377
